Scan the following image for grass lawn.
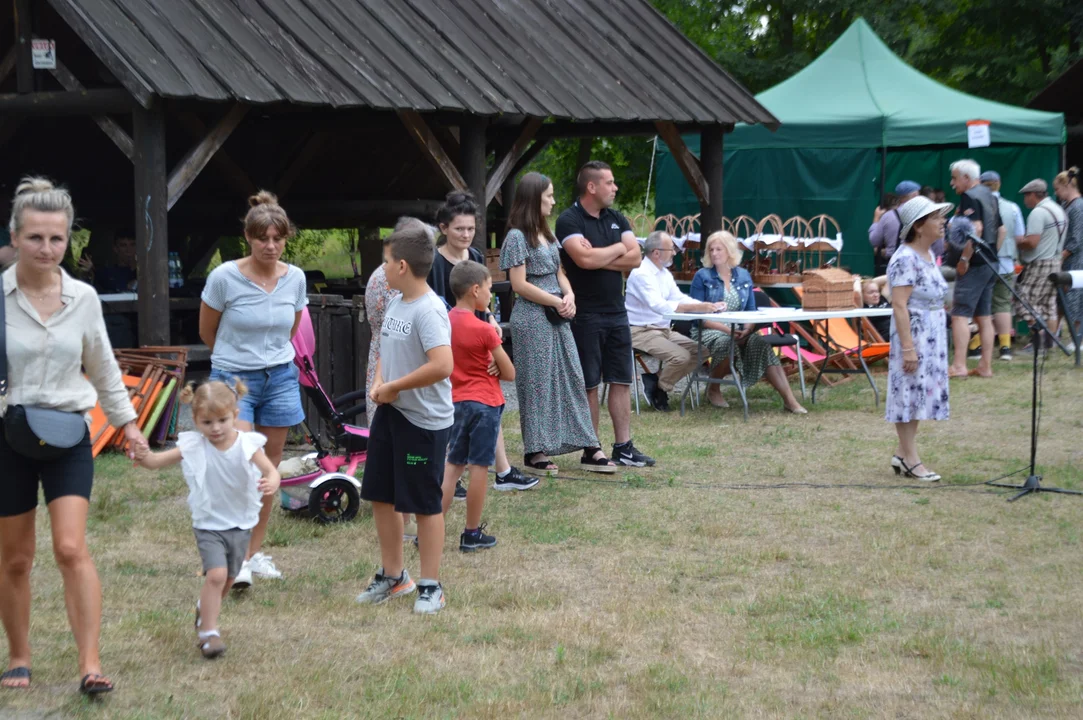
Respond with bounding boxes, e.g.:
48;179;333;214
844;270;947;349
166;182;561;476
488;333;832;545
2;355;1082;719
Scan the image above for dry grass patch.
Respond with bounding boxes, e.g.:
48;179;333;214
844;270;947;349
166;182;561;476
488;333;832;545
1;356;1082;718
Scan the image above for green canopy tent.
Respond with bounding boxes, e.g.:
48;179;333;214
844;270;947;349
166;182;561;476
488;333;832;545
656;18;1065;276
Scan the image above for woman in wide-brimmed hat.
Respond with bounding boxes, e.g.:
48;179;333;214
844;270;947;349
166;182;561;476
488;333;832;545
886;196;954;482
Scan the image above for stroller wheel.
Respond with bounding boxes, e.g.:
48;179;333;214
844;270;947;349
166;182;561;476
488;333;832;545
309;479;361;523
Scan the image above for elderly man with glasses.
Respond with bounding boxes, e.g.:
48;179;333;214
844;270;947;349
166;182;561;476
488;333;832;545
625;231;725;411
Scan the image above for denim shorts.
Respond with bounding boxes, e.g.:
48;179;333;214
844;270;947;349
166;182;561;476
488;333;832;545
446;401;504;467
209;362;305;428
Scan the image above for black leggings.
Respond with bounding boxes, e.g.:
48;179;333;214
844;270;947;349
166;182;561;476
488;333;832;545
0;420;93;517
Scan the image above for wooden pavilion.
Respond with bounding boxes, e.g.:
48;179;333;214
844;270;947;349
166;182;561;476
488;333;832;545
0;0;777;346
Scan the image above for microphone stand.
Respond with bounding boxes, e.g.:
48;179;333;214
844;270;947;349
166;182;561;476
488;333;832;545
966;235;1081;501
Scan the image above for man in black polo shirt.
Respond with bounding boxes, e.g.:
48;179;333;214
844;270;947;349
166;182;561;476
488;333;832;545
556;161;654;467
948;158;1004;378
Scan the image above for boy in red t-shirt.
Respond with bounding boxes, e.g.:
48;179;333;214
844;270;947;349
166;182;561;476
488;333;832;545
440;261;519;551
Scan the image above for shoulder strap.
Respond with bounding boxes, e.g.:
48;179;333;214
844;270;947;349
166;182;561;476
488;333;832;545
0;273;7;398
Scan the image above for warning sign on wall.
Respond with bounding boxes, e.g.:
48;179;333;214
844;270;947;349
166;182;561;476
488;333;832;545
31;39;56;70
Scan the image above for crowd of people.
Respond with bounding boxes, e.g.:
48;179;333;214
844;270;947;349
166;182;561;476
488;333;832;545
3;154;1082;689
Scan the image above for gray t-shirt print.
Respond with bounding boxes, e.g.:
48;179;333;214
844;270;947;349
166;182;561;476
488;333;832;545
379;291;454;430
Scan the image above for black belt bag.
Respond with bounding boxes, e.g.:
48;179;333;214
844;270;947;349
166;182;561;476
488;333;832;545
0;274;87;460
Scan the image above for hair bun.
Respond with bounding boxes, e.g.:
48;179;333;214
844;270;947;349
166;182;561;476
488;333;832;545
249;190;279;208
16;177;56;196
444;190;475;205
1070;167;1080;179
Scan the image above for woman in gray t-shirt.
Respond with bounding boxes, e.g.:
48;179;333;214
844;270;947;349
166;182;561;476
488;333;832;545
199;191;307;587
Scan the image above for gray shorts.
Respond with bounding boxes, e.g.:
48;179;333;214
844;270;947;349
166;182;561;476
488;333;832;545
952;261;996;318
193;528;251;578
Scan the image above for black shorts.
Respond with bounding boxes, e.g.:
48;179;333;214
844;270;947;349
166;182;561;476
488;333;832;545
571;311;634;389
360;404;451;515
0;420;93;517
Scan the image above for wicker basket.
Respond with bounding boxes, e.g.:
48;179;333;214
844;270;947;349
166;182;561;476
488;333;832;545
484;248;506;282
801;268;855;310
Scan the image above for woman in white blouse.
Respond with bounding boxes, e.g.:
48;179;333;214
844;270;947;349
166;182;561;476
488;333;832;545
0;178;146;694
199;191;307;588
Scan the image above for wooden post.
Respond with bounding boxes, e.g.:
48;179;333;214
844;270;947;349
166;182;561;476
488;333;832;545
460;115;487;249
133;103;170;347
358;226;382;283
699;125;725;235
14;0;33;93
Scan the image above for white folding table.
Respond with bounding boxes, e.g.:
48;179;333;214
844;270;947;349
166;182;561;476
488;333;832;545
664;307;894;419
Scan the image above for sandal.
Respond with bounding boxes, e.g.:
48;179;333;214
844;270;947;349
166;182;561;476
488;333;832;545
579;449;617;474
1;666;31;689
900;459;941;482
523;454;558;472
79;673;114;695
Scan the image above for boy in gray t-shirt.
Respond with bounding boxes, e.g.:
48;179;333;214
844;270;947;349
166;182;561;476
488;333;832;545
357;224;454;615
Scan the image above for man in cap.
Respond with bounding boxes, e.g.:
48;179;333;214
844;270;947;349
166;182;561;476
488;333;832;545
947;159;1003;378
869;180;921;274
1015;179;1066;350
976;171;1025;361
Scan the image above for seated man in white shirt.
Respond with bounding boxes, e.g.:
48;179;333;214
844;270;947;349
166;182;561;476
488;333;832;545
625;231;725;411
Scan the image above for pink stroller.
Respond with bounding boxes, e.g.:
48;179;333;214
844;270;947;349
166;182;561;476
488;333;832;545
277;307;368;523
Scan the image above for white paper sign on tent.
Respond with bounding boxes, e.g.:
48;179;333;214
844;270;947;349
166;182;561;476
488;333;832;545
967;120;991;148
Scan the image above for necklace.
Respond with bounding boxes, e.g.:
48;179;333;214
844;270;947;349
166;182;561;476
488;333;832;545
21;281;59;302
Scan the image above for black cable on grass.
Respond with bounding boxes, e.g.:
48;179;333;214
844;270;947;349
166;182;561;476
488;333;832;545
496;470;1018;494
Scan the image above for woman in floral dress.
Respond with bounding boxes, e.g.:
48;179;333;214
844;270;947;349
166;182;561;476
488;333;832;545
500;172;615;474
887;196;954;482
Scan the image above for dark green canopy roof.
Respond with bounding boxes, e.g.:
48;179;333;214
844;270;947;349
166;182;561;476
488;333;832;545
727;18;1064;149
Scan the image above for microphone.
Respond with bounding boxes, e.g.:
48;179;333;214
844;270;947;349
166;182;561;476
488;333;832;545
965;232;999;262
1049;270;1083;289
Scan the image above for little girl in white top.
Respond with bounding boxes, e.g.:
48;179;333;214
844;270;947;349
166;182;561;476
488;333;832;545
133;380;280;659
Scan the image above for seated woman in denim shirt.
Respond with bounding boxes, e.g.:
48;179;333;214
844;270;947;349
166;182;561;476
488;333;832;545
689;231;807;413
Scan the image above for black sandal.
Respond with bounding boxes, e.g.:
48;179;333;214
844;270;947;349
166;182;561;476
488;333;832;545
523;453;558;472
579;449;617;474
79;673;114;695
1;666;31;689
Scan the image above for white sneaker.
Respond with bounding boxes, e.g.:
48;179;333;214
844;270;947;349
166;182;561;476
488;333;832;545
247;552;283;579
232;561;252;590
413;582;446;614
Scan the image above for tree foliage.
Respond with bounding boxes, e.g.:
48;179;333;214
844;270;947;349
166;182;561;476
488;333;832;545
523;0;1082;210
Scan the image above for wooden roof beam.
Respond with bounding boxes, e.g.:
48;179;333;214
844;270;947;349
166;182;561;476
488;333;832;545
507;137;553;180
486;117;543;205
654;120;708;206
48;60;133;161
276;131;330;200
0;88;137;115
176;112;258;200
167;103;249;210
398;110;467;192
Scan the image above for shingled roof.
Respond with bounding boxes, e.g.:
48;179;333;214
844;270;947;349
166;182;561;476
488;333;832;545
47;0;777;127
